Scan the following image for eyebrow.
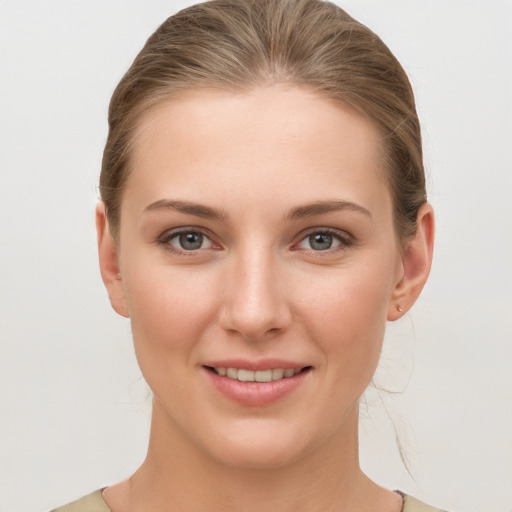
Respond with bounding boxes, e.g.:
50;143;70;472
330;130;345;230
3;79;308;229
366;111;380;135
144;199;228;220
143;198;371;221
287;200;371;219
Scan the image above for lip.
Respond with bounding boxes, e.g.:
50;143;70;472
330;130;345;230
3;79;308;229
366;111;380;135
202;358;307;371
202;360;311;406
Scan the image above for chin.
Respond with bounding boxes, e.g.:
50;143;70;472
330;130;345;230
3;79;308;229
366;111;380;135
200;419;322;470
212;441;304;471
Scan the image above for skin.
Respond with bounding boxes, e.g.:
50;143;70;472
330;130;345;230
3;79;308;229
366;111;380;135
97;85;434;512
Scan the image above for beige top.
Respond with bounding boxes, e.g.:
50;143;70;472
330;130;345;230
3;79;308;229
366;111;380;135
50;488;449;512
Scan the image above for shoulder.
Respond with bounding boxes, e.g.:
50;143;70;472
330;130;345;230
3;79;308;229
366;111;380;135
402;493;451;512
49;489;450;512
49;489;111;512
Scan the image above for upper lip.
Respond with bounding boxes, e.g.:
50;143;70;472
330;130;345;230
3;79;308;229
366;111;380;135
202;359;310;371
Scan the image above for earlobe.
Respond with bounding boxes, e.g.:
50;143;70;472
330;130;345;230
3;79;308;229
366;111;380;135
95;202;130;318
388;203;435;321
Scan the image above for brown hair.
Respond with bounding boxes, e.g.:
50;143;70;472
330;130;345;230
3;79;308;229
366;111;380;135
100;0;426;240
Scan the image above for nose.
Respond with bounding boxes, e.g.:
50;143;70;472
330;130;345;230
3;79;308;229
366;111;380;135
218;249;292;342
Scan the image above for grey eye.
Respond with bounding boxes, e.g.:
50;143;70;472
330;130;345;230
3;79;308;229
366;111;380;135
297;231;347;252
178;231;205;250
308;233;333;251
161;229;215;253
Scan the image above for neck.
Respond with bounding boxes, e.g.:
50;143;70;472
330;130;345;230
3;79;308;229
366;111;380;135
118;399;396;512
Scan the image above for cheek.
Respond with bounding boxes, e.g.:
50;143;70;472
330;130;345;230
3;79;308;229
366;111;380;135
122;264;223;400
296;261;394;370
123;263;219;357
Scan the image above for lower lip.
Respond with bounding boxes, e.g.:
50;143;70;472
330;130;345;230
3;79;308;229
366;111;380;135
203;367;310;406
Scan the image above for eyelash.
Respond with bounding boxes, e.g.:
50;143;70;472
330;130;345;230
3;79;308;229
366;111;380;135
157;227;354;255
293;228;354;253
158;228;218;255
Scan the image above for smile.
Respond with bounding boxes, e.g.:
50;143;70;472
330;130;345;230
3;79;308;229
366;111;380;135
203;363;311;405
211;367;305;382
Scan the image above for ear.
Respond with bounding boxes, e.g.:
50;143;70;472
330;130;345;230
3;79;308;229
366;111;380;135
96;202;129;318
388;203;435;321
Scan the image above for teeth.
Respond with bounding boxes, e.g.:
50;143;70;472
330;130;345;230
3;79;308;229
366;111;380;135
227;367;238;379
237;369;254;382
255;370;272;382
213;367;305;382
272;368;284;380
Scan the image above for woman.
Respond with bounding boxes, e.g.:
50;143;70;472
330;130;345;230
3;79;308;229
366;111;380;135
53;0;440;510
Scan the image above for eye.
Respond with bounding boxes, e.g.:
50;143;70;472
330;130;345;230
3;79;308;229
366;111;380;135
296;229;352;251
162;230;214;251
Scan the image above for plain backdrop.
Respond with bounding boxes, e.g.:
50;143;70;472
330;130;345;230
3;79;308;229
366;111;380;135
1;1;511;511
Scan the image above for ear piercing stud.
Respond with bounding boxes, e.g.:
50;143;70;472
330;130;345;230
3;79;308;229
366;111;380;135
396;305;403;312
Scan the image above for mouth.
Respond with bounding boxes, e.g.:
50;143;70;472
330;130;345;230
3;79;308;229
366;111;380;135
205;366;311;382
203;363;312;406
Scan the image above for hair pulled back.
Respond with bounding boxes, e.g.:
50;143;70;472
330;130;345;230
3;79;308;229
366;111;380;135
100;0;426;240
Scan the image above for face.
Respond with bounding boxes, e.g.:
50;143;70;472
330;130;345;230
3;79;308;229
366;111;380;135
100;85;417;470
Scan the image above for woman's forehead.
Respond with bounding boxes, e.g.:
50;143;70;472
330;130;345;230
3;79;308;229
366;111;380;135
129;85;386;190
123;86;384;215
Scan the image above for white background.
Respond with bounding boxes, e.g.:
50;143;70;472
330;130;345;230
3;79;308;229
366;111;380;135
0;1;511;511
